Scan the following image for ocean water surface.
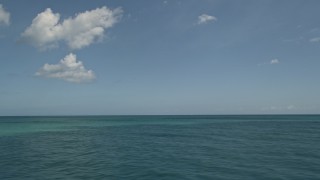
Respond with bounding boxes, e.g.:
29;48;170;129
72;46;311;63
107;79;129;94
0;115;320;179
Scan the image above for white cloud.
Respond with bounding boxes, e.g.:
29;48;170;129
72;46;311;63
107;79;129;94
21;6;122;50
0;4;10;26
198;14;217;24
310;37;320;43
270;59;279;64
36;53;95;83
287;105;295;110
262;105;296;112
258;59;280;66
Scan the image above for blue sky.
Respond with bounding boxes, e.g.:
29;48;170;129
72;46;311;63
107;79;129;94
0;0;320;115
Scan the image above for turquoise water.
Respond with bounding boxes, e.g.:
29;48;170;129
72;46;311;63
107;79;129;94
0;115;320;179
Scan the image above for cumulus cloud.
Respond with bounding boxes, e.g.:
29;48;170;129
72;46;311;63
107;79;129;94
310;37;320;43
270;59;279;64
36;53;95;83
287;105;295;110
258;59;280;66
0;4;10;25
198;14;217;24
21;6;122;50
262;105;296;112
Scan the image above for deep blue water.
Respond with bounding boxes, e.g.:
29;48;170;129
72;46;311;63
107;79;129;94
0;115;320;179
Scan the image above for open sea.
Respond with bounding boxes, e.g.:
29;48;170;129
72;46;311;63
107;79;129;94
0;115;320;180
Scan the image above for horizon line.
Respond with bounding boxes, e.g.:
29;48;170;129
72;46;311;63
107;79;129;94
1;114;320;117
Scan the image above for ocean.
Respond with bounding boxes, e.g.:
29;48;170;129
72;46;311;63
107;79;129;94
0;115;319;179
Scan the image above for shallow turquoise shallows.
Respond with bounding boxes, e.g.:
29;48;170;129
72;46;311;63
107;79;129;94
0;115;320;179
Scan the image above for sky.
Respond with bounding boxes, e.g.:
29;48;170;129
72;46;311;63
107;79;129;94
0;0;320;115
